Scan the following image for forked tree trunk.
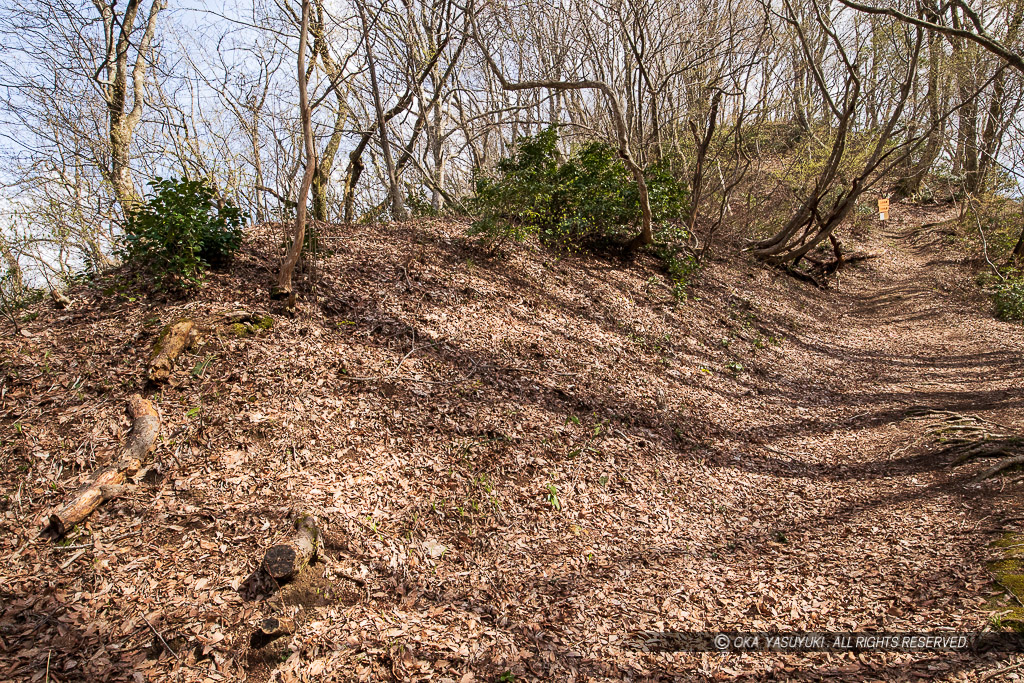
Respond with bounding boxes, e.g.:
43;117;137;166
309;0;350;224
94;0;166;211
357;0;407;221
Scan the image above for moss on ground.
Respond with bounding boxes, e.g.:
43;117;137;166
228;315;273;337
987;533;1024;631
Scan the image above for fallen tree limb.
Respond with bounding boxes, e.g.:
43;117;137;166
263;513;320;581
46;395;160;537
148;319;196;383
50;289;71;309
250;616;296;648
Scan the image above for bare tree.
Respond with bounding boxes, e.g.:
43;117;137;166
357;0;408;220
470;2;655;250
93;0;167;208
274;0;316;299
751;0;925;269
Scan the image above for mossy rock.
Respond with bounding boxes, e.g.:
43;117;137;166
226;314;274;337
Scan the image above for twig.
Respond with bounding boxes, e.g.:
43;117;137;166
59;549;86;570
969;195;1006;282
339;340;444;382
981;660;1024;682
141;612;179;659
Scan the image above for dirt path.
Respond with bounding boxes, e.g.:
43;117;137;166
407;206;1024;681
585;207;1024;680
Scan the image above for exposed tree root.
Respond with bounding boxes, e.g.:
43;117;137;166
781;265;824;288
905;407;1022;473
974;455;1024;483
949;438;1023;465
820;252;879;275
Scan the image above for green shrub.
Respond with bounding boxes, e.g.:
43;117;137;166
469;128;688;252
993;280;1024;321
665;251;700;300
118;177;244;291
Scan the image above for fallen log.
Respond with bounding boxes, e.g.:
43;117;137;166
148;319;195;382
263;513;320;581
46;395;160;537
50;289;72;309
250;615;296;648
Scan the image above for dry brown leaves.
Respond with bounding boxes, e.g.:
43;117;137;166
1;212;1022;682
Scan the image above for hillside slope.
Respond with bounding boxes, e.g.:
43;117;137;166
2;209;1023;682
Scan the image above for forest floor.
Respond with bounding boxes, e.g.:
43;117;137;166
2;203;1024;682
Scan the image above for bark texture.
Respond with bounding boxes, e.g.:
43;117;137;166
263;513;320;581
148;319;195;383
46;395;159;537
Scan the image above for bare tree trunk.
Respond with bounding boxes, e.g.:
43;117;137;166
46;395;159;537
895;28;943;197
1012;224;1024;264
338;25;453;223
959;88;980;188
310;0;351;223
357;0;407;221
753;2;924;267
687;91;722;235
94;0;166;210
970;68;1007;195
972;5;1023;195
274;0;316;299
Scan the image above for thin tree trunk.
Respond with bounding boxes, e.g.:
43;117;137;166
357;0;407;221
687;91;722;235
971;67;1007;195
274;0;316;299
895;28;943;197
340;31;457;222
1012;225;1024;263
